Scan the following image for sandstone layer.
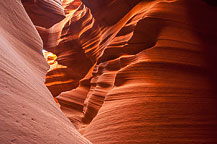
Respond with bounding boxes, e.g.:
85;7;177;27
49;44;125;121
1;0;217;144
0;0;91;143
37;0;217;143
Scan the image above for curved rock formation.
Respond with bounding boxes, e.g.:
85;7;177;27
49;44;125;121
81;1;217;143
22;0;65;28
0;0;90;143
1;0;217;143
42;0;217;143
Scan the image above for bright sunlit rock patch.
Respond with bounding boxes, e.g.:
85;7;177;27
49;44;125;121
42;49;68;106
42;49;67;71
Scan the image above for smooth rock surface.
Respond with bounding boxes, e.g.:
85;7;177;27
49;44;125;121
49;0;217;143
1;0;217;144
0;0;91;143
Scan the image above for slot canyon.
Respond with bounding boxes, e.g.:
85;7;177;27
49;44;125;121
0;0;217;143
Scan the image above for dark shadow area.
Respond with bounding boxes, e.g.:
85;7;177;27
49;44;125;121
203;0;217;6
185;0;217;94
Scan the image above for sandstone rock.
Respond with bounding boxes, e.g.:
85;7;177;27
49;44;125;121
1;0;217;143
22;0;65;28
0;0;90;143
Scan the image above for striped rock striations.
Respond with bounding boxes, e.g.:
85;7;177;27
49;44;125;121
2;0;217;143
80;1;217;143
26;0;217;143
0;0;91;143
28;0;217;143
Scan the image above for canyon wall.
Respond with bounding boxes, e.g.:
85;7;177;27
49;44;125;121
38;0;217;143
0;0;91;143
1;0;217;143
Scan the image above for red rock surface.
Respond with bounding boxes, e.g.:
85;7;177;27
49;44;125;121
1;0;217;143
0;0;91;143
22;0;65;28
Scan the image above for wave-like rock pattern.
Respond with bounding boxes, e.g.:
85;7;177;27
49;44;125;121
39;0;93;97
0;0;91;143
22;0;217;143
22;0;65;28
81;2;217;143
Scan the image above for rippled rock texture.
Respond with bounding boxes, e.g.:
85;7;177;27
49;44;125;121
0;0;91;143
1;0;217;143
